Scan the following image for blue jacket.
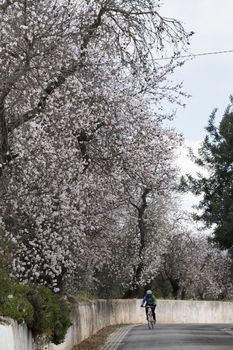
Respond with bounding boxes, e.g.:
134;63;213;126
141;294;157;306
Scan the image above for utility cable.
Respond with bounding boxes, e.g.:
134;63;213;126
152;49;233;61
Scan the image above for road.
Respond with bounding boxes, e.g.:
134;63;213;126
102;324;233;350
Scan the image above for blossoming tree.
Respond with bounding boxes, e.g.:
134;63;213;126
0;0;193;292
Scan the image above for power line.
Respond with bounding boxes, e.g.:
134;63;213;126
83;48;233;66
93;48;233;66
153;49;233;61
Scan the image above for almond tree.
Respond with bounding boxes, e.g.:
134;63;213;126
0;0;193;292
96;195;180;298
162;230;233;300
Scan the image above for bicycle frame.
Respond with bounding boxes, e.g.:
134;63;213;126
145;305;156;329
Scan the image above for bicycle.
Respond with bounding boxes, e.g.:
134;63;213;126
145;305;156;329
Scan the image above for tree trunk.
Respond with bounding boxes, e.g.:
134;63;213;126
169;277;180;299
181;287;186;300
123;188;151;298
0;101;9;177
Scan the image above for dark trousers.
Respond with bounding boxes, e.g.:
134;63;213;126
146;304;156;321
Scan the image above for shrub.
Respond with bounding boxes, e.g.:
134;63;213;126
28;286;71;344
0;271;71;345
0;271;34;324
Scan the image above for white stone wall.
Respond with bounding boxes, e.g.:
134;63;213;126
0;317;34;350
157;299;233;324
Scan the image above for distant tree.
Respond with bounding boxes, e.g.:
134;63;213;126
162;230;233;300
182;99;233;252
122;195;180;298
99;197;184;298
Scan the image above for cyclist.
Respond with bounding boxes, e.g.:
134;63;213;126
141;289;157;322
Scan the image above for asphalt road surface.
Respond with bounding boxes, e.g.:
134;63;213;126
113;324;233;350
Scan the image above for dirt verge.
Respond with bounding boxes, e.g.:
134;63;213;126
72;325;122;350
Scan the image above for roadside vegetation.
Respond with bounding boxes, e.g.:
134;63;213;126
0;269;71;344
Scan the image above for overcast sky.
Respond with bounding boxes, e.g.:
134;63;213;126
161;0;233;142
159;1;233;212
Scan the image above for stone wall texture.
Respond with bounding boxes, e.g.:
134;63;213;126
0;317;34;350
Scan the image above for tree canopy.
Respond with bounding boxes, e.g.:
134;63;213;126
183;99;233;252
0;0;194;294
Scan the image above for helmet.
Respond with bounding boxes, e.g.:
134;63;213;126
146;289;152;295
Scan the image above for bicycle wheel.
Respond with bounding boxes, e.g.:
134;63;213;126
147;308;154;329
149;319;154;329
